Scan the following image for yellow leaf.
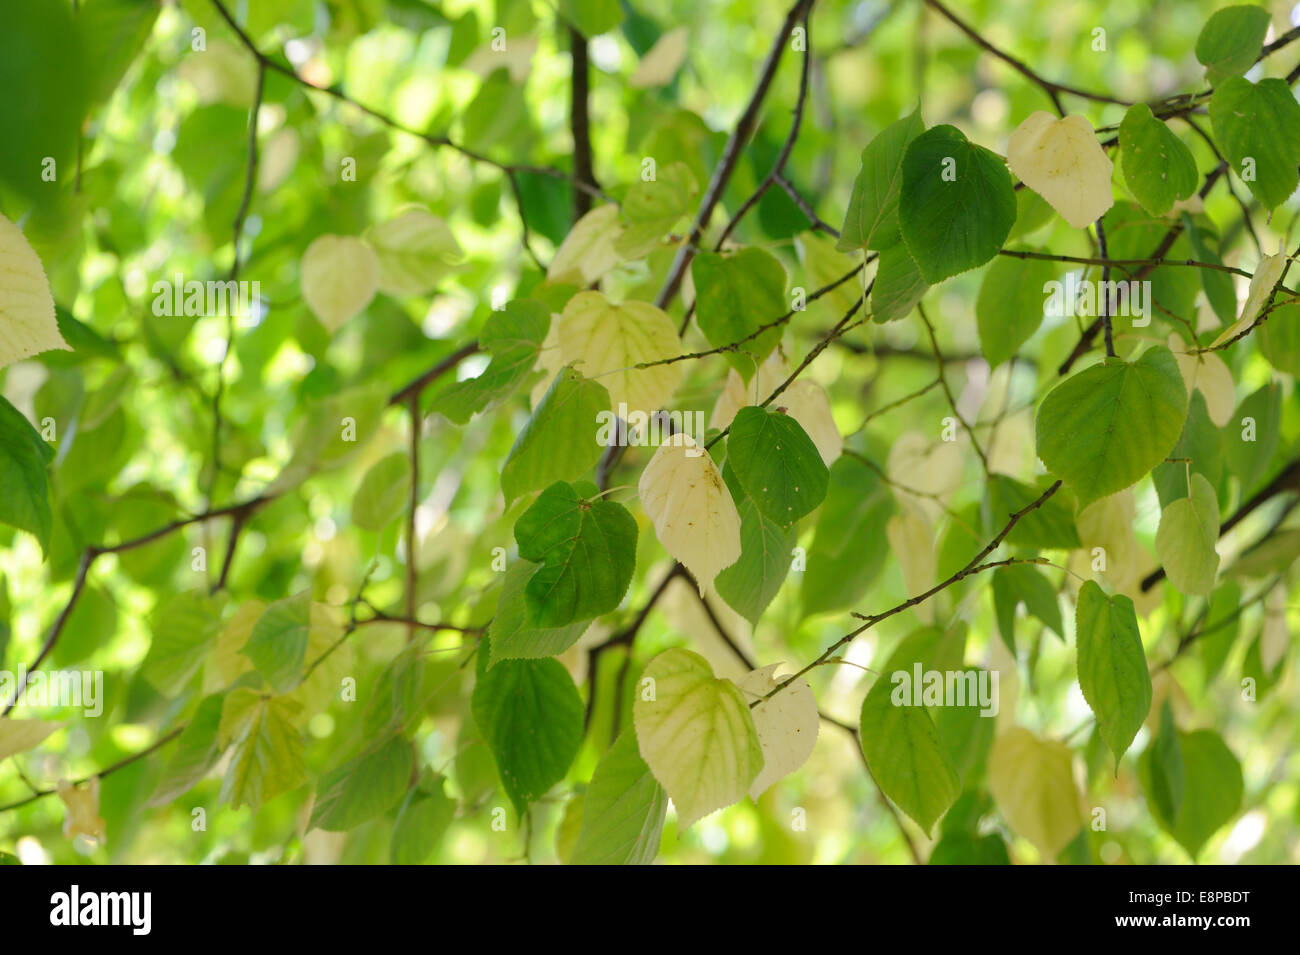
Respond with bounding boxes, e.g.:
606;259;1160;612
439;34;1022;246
1212;249;1286;348
0;212;69;370
301;235;380;333
547;205;625;285
554;290;682;415
987;727;1083;858
638;433;741;596
1007;112;1114;229
0;717;64;761
629;27;689;89
1170;335;1235;426
57;777;106;847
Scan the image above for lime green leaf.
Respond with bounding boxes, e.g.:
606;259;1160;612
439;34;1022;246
1118;104;1199;216
218;689;307;810
1153;391;1223;506
727;406;829;526
142;591;225;696
351;452;411;533
560;0;622;39
364;208;462;296
243;590;313;694
1075;580;1152;766
1143;728;1242;858
1155;472;1221;595
311;735;414;831
1035;346;1188;508
991;562;1063;654
975;251;1057;367
1007;112;1114;229
633;648;763;828
690;249;786;377
871;242;929;322
148;694;226;807
0;396;55;553
570;728;667;865
472;644;584;816
501;365;609;503
1209;77;1300;210
1196;5;1271;82
859;676;960;835
514;480;637;627
547;204;625;285
987;727;1083;858
486;560;590;666
900;125;1017;282
390;775;457;864
616;162;696;257
0;717;64;761
837;105;926;253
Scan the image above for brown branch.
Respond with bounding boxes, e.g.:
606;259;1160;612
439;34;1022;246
569;27;598;221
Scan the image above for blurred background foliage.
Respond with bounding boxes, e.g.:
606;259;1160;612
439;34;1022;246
0;0;1297;864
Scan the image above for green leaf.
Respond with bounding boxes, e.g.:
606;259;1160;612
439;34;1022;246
1153;390;1223;507
837;105;926;253
715;462;795;625
616;162;696;258
148;694;226;806
1222;382;1281;494
1209;77;1300;210
351;452;411;532
559;0;622;38
1155;472;1221;595
899;124;1017;283
500;365;609;503
1195;5;1271;82
217;689;307;810
430;300;549;424
1118;104;1199;216
690;248;786;377
79;0;162;107
310;735;414;832
870;242;929;323
632;648;763;828
991;562;1063;654
390;775;457;864
1075;580;1152;766
1143;728;1242;859
1148;701;1184;823
487;560;590;666
984;475;1080;550
0;396;55;553
802;453;896;614
1259;301;1300;376
142;591;225;696
1035;346;1188;508
858;676;961;835
514;480;637;628
243;589;313;694
471;643;584;815
570;728;668;865
975;252;1057;367
727;406;829;526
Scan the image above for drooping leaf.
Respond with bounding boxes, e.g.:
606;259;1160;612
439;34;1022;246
570;728;667;865
1075;580;1152;765
987;727;1083;858
739;663;819;799
1155;472;1221;595
690;248;786;377
1118;104;1199;216
837;105;926;253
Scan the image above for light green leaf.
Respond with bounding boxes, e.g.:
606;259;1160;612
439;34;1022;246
1143;728;1242;859
1155;472;1221;595
837;105;926;253
514;480;637;627
310;734;413;831
727;406;829;526
0;211;70;370
300;234;380;332
802;453;896;614
859;676;960;835
472;643;584;815
1035;346;1188;508
871;242;929;323
218;689;307;810
148;694;226;806
975;252;1057;367
616;162;696;258
690;248;787;378
570;728;668;865
390;775;457;864
987;727;1083;858
487;560;590;666
1118;104;1199;216
351;452;411;532
559;0;622;38
633;648;763;828
243;589;313;694
142;591;225;696
364;208;462;296
1075;580;1152;765
899;124;1017;283
0;717;64;761
500;365;609;504
991;562;1063;654
1195;5;1271;82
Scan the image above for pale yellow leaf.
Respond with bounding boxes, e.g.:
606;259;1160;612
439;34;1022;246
737;663;819;799
0;717;64;761
0;212;69;370
1212;250;1287;347
987;727;1083;858
886;431;962;523
364;208;462;296
301;235;380;332
886;507;935;623
1170;335;1235;426
547;204;625;285
629;27;689;88
638;433;741;596
1007;112;1114;229
554;290;682;414
709;353;840;464
1261;585;1288;672
57;777;106;846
